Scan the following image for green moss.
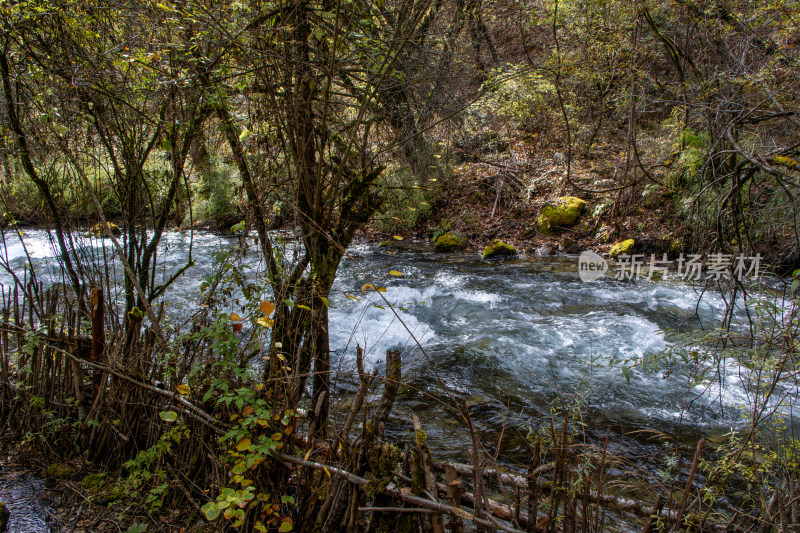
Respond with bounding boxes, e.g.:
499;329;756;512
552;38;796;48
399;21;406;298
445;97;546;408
46;463;76;478
80;473;108;490
94;483;125;505
127;307;144;322
773;155;798;169
536;196;588;235
609;239;635;257
482;239;516;259
415;429;427;446
433;230;469;252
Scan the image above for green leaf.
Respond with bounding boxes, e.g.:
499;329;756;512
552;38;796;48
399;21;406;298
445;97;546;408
280;521;293;532
201;502;220;520
231;220;246;233
159;411;178;422
319;297;329;307
622;367;631;386
281;495;295;504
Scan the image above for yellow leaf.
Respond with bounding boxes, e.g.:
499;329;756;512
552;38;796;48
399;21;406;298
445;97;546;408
376;287;387;293
393;235;404;240
257;418;269;427
389;270;403;276
256;317;274;328
176;384;190;395
259;301;275;316
236;438;251;451
361;283;376;293
345;294;360;301
229;312;242;322
271;432;283;441
323;467;330;477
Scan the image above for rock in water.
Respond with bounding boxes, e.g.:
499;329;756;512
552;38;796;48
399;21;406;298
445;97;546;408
537;244;556;256
482;239;516;259
433;230;469;252
536;196;588;235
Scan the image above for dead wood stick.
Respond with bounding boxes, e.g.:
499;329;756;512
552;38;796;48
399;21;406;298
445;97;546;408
36;338;222;432
434;460;554;490
272;451;526;532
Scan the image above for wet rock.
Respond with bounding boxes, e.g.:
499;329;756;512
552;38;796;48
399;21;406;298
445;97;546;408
482;239;516;259
536;244;556;256
559;236;582;255
433;230;469;253
536;196;588;235
609;239;635;257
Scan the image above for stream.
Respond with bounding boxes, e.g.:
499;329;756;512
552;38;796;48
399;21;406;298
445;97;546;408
0;228;796;529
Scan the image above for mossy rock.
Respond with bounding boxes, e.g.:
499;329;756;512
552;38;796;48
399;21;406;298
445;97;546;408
80;473;124;504
80;473;108;490
773;155;798;169
434;230;469;253
609;239;635;257
45;463;76;478
536;197;588;235
482;239;516;259
94;483;125;505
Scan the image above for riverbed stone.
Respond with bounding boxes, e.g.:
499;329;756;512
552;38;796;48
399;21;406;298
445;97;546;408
536;244;556;256
433;230;469;252
536;196;588;235
609;238;635;257
482;239;516;259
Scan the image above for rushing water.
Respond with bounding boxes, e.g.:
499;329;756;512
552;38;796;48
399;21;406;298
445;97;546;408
0;467;54;532
0;229;794;460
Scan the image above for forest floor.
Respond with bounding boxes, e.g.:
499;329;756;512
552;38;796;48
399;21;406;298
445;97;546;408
363;139;684;259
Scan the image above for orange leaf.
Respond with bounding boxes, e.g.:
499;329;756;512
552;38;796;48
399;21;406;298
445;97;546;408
233;323;243;333
259;301;275;316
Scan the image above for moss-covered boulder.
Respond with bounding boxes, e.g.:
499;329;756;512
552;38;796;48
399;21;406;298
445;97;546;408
482;239;516;259
45;463;75;478
773;155;798;169
80;473;108;490
536;197;588;235
79;473;124;504
609;239;635;257
434;230;469;253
